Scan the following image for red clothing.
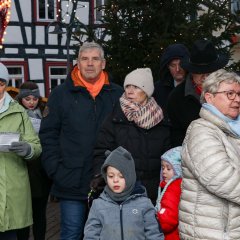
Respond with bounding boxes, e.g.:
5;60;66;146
157;178;182;240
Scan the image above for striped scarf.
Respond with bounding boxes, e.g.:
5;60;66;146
120;93;163;129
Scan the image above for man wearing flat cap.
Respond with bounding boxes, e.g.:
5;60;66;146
167;39;229;147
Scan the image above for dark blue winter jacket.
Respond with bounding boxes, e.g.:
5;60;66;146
39;70;123;200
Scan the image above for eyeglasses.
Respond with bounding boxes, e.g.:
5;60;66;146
213;90;240;100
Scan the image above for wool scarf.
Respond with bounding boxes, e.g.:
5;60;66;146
120;93;163;129
104;184;134;203
76;70;107;98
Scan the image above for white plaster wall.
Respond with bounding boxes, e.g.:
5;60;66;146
28;59;43;80
4;26;23;44
9;0;18;21
37;83;45;97
61;1;89;25
20;0;31;22
36;26;46;45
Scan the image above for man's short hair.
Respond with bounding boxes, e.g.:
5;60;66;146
78;42;105;59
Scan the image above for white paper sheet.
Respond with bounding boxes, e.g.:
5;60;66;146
0;132;20;152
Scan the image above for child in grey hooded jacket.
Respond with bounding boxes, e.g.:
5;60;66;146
84;146;164;240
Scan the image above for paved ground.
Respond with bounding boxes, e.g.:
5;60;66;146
29;201;60;240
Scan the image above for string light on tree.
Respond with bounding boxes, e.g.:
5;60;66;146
0;0;11;49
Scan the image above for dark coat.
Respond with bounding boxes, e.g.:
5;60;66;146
167;74;201;147
39;72;123;200
94;103;171;201
27;153;51;198
153;43;189;113
22;107;51;198
153;80;174;115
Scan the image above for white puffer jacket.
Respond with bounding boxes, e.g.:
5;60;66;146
179;107;240;240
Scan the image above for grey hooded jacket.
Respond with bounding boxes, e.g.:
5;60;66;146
84;185;164;240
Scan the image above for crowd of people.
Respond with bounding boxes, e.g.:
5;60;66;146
0;39;240;240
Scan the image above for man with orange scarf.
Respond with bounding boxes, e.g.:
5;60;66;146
39;42;123;240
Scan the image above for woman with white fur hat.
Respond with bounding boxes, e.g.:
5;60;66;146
91;68;170;203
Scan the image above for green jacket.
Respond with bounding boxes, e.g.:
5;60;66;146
0;93;41;231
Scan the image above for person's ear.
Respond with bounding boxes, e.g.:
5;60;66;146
204;92;214;104
102;59;106;70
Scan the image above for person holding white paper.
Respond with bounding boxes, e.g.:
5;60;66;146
0;63;41;240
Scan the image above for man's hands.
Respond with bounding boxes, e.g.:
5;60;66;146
9;141;31;157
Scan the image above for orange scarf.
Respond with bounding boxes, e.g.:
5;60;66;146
71;66;109;98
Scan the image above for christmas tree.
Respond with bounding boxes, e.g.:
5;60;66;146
95;0;240;82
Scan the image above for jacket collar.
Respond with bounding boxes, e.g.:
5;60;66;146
200;107;240;138
184;74;200;101
0;92;14;114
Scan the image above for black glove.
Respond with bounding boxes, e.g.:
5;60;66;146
88;175;106;208
90;174;106;192
9;141;31;157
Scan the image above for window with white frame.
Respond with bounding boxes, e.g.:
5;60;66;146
7;66;25;88
49;66;67;91
36;0;57;21
95;0;107;23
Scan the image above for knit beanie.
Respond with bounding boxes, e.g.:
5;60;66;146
101;146;136;202
0;63;9;85
123;68;154;97
160;146;182;181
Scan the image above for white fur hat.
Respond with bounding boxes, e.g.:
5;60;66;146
124;68;154;97
0;63;9;85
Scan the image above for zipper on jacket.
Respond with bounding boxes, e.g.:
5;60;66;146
120;204;124;240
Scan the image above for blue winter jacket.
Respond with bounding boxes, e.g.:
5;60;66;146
84;185;164;240
39;70;123;200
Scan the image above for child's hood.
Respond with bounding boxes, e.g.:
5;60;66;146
161;146;182;180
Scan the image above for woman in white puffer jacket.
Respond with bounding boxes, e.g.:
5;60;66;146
179;69;240;240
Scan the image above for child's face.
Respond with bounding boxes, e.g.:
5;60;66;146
106;166;126;193
22;95;39;110
161;160;174;182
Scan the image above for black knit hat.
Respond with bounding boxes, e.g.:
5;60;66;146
181;40;229;74
101;146;136;201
